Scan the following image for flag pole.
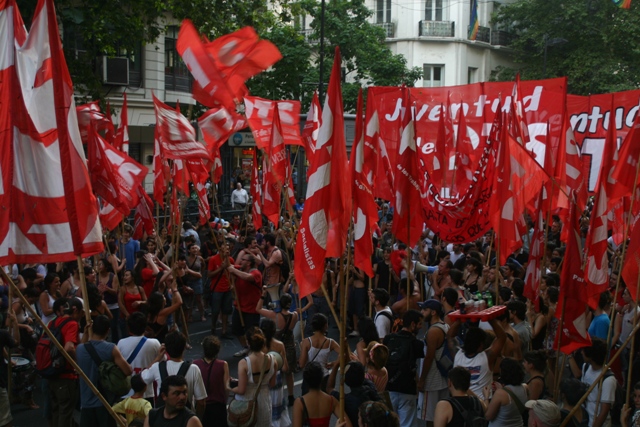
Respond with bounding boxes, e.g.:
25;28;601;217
552;295;567;401
0;269;127;427
339;220;354;425
626;273;640;403
77;256;93;338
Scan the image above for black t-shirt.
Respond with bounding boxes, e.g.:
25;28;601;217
331;380;380;426
376;261;397;296
148;407;195;427
0;329;16;388
448;396;484;427
383;330;425;394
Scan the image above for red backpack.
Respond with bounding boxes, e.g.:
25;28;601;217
35;317;73;379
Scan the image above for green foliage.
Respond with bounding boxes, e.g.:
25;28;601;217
493;0;640;95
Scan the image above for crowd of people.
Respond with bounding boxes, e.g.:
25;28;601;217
0;198;637;427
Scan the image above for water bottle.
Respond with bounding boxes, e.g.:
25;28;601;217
486;292;494;308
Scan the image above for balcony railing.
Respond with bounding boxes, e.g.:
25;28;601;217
298;29;318;45
419;20;455;37
470;25;491;43
491;30;513;46
374;22;396;38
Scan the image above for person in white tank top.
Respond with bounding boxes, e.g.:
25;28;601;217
299;313;341;376
452;318;506;400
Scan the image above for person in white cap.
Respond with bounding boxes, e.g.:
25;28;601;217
525;399;561;427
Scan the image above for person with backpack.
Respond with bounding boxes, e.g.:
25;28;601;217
417;299;451;427
569;338;618;427
44;297;84;427
434;366;487;427
383;309;426;427
371;288;393;339
76;315;132;427
145;375;203;427
327;361;381;427
141;331;207;417
483;357;528;427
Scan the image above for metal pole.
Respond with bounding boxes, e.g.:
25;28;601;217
318;0;326;104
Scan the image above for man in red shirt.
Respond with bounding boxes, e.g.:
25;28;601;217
227;254;262;357
49;297;84;427
207;242;234;339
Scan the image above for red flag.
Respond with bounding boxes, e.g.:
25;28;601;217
611;106;640;205
176;20;236;110
153;94;211;161
204;26;282;100
99;202;124;232
584;99;616;307
193;180;210;225
113;93;130;153
364;91;394;201
556;194;591;354
262;154;280;227
452;104;475;194
267;103;288;186
198;106;246;152
133;187;155;240
301;91;321;169
251;150;263;230
295;47;352;297
1;0;104;263
623;217;640;300
76;101;114;144
153;128;168;208
211;143;223;184
244;96;303;149
87;124;148;215
285;162;296;214
523;192;544;307
391;92;424;248
557;113;588;212
351;90;377;277
431;102;450;194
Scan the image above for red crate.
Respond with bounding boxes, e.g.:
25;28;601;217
448;305;506;322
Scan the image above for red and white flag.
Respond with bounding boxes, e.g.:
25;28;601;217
523;192;544;307
87;125;148;215
76;101;114;144
132;187;155;240
113;92;130;154
153;94;211;161
556;193;591;354
153;128;169;208
295;47;352;297
267;103;288;187
99;202;124;232
623;217;640;300
176;19;236;110
611;105;640;206
262;154;280;227
1;0;104;263
584;98;617;308
251;150;263;230
363;91;394;202
198;106;246;150
301;91;321;170
204;26;282;100
351;90;378;277
244;96;302;149
391;91;423;248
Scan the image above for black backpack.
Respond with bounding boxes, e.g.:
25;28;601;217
384;333;414;386
449;396;488;427
159;361;192;408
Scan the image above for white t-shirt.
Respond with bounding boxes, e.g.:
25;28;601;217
583;365;616;427
374;307;393;339
454;350;492;400
117;336;162;398
142;360;207;405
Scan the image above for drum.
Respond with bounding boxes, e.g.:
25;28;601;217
7;356;30;373
265;283;281;313
7;356;36;400
267;351;283;370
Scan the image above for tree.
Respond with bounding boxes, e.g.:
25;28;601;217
492;0;640;95
299;0;422;111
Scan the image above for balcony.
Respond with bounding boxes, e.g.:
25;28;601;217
491;30;513;46
374;22;396;38
419;20;455;37
470;26;491;43
298;29;318;45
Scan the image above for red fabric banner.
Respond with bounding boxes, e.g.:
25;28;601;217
301;91;321;170
244;96;302;149
113;93;130;154
251;150;263;230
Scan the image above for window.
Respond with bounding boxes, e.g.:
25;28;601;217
376;0;391;23
165;26;191;92
423;65;444;87
468;67;478;84
425;0;443;21
116;43;143;87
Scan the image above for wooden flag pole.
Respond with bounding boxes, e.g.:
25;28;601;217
76;256;93;338
626;273;640;404
552;295;567;401
340;221;354;425
0;269;126;427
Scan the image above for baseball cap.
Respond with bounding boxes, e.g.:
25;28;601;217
525;400;561;427
417;299;443;312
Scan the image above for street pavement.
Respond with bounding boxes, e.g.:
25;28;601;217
10;310;355;427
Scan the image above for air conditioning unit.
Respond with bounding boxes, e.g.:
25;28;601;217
99;56;129;86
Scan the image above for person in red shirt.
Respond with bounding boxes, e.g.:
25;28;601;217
227;254;262;358
48;297;85;427
208;243;235;339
